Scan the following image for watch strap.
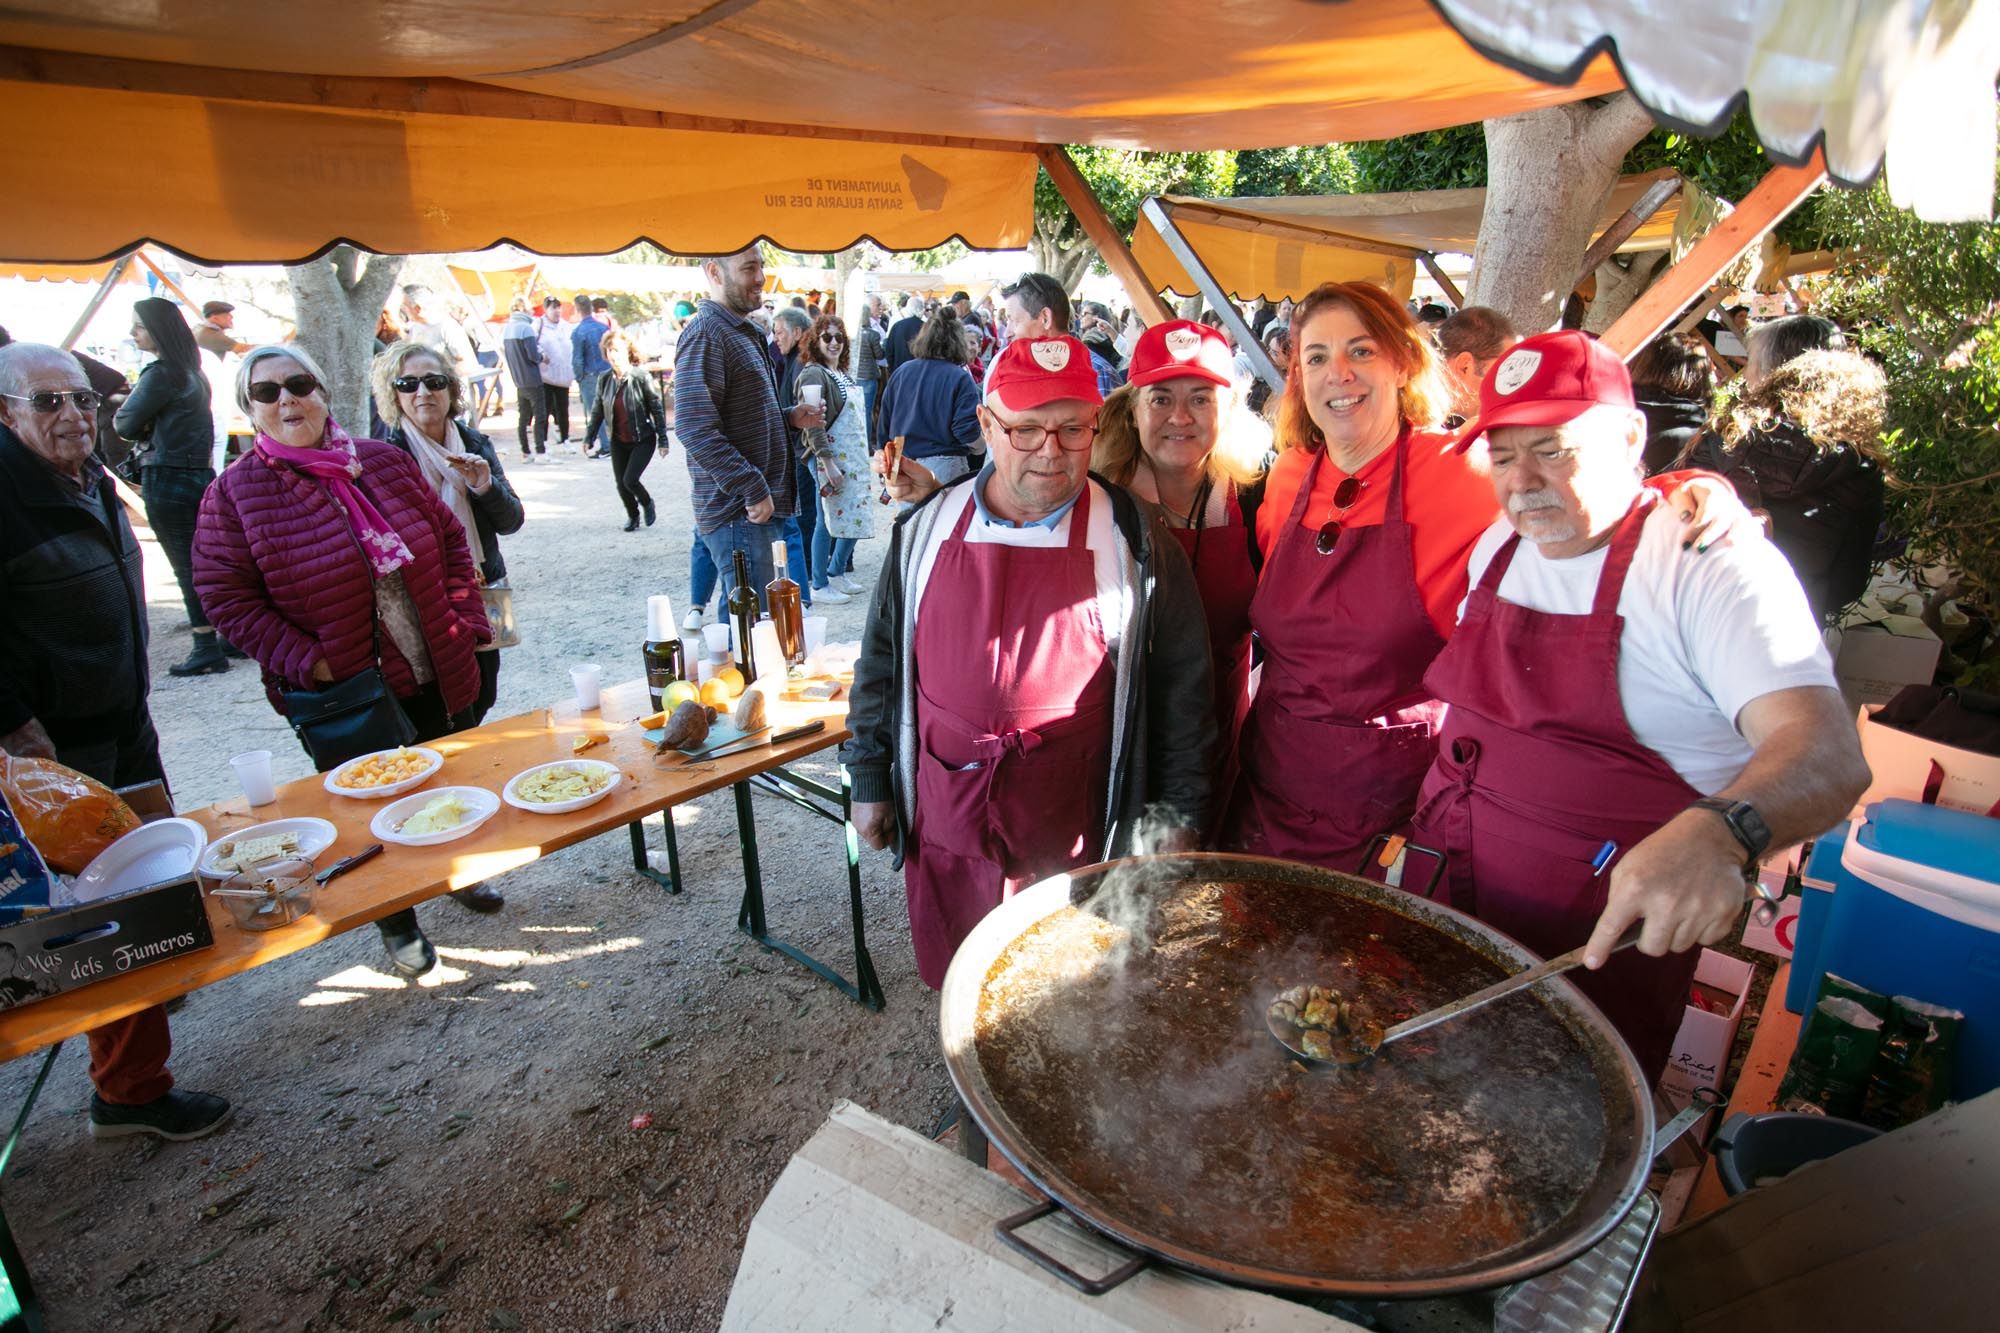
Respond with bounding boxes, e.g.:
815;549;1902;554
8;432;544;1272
1691;796;1768;864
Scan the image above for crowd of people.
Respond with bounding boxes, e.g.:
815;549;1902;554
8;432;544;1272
0;245;1890;1138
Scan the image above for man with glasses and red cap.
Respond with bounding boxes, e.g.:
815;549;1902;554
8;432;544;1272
844;334;1217;989
1409;330;1869;1079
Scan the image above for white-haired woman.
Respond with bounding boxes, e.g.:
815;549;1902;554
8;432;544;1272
193;344;492;972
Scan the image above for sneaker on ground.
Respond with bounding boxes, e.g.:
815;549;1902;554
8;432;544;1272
682;605;706;631
89;1089;233;1141
833;573;869;596
812;584;852;605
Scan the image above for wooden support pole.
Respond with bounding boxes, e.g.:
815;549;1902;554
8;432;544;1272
131;248;197;310
1419;253;1465;307
1671;284;1729;336
1139;198;1281;392
59;253;133;349
1602;152;1826;360
1037;146;1173;326
1571;173;1682;291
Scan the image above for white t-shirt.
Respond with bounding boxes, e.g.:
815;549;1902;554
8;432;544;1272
1459;504;1838;794
909;476;1128;660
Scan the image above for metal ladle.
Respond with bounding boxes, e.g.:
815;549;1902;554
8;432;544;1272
1267;924;1645;1067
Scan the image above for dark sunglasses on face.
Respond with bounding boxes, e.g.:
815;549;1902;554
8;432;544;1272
1315;475;1366;556
246;374;322;404
819;332;846;343
1;389;103;414
392;373;453;393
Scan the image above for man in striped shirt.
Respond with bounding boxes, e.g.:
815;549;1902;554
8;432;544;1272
674;248;824;603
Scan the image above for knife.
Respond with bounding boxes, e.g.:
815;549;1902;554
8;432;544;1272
316;842;383;885
687;720;827;763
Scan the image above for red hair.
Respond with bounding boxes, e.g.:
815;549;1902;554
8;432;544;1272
1274;281;1449;451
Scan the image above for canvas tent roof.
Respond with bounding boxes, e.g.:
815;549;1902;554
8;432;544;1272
1132;170;1697;303
0;1;1989;266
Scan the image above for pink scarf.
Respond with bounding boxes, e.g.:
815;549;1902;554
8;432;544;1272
254;420;414;577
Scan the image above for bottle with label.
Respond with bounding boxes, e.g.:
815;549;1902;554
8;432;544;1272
766;538;804;667
642;594;686;711
729;549;761;682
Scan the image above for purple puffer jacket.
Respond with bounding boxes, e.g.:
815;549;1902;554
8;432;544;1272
192;437;489;717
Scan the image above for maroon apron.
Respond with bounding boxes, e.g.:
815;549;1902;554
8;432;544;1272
1173;482;1258;833
905;485;1115;988
1409;495;1703;1080
1224;432;1447;871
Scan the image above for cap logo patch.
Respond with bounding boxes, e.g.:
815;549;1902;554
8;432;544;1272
1163;328;1202;360
1030;340;1071;372
1493;349;1542;395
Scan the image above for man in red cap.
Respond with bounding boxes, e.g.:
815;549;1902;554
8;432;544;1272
1410;331;1869;1079
843;334;1217;989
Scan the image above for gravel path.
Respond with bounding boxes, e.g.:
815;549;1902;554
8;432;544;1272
0;424;946;1332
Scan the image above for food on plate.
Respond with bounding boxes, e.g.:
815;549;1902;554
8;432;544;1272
211;832;302;872
515;764;614;804
731;683;767;732
397;793;471;836
571;733;607;754
0;752;141;874
664;680;701;710
699;678;732;710
715;665;745;698
1269;983;1381;1066
334;748;433;790
657;702;716;751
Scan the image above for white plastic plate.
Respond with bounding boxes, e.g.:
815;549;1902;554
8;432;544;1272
69;818;209;904
323;746;444;799
198;817;339;880
369;786;500;847
502;760;622;815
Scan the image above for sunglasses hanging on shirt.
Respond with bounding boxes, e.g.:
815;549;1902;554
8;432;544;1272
1315;475;1366;556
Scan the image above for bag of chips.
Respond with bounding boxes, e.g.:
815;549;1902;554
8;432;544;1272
1777;973;1890;1119
0;752;141;876
1860;995;1963;1130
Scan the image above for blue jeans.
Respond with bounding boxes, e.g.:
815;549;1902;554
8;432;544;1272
700;517;783;612
783;515;811;606
792;458;818;559
689;530;717;610
811;497;856;587
577;370;604;447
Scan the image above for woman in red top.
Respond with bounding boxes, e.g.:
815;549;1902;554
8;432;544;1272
1092;320;1269;821
1223;282;1733;874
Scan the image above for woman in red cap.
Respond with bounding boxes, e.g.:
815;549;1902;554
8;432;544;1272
1092;319;1270;817
1223;281;1740;876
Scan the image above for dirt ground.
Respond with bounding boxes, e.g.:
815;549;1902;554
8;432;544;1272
0;419;951;1332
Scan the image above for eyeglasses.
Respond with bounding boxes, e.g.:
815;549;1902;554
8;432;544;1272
991;418;1098;453
246;374;322;404
819;332;846;344
392;373;452;393
1;389;103;414
1314;475;1366;555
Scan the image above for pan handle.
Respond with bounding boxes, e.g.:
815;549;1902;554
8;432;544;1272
993;1200;1149;1297
1650;1085;1725;1159
1355;834;1448;899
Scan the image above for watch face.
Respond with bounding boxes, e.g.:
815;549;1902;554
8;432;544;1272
1735;802;1772;853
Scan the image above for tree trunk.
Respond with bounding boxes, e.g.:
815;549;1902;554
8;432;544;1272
1583;251;1670;334
285;247;406;436
1030;215;1097;294
1469;96;1657;335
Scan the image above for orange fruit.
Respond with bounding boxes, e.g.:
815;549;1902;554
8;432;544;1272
715;665;745;698
699;678;732;709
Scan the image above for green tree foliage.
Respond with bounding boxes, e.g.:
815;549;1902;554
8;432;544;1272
1032;148;1237;288
1232;145;1359;198
1814;164;2000;654
1348;124;1487;194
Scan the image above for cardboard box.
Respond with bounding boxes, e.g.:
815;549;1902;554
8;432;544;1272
1855;705;2000;815
1658;949;1756;1128
1830;616;1942;711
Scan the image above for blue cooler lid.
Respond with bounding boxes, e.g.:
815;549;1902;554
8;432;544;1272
1857;800;2000;886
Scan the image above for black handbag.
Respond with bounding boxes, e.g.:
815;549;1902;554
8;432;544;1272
282;664;417;772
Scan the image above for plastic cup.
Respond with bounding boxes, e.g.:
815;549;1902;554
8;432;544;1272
229;750;277;806
702;623;732;658
799;384;825;410
802;615;829;657
570;663;603;711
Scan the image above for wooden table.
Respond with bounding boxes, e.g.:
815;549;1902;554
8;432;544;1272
0;676;871;1065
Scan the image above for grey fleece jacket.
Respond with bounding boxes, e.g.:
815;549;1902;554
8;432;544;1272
840;472;1217;867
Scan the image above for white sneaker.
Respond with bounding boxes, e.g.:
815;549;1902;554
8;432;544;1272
682;605;706;631
812;584;852;605
834;573;868;596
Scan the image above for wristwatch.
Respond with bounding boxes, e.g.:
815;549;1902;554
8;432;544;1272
1691;797;1771;865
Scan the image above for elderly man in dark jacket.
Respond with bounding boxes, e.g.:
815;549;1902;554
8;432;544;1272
0;342;230;1141
845;334;1216;989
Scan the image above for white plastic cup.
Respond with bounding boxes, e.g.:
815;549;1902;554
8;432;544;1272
799;384;825;410
802;615;829;657
696;659;719;684
570;663;603;711
702;623;732;658
750;621;784;687
229;750;277;806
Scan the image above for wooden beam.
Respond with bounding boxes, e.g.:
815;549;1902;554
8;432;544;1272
131;248;197;310
0;44;1041;156
1162;200;1421;262
1139;199;1281;392
1038;146;1174;326
1670;284;1730;335
1602;151;1826;360
1418;253;1465;307
1571;173;1681;289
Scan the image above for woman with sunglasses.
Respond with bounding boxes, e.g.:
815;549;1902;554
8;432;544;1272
373;340;524;726
1091;320;1270;824
792;314;874;603
193;344;492;975
1224;282;1743;875
584;329;667;532
116;298;228;677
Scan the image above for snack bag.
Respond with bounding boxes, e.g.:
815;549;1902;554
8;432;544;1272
0;786;60;924
1860;995;1963;1130
0;752;141;875
1777;973;1890;1118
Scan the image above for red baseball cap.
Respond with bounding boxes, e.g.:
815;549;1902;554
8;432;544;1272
1458;330;1635;448
986;335;1102;411
1127;320;1234;389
